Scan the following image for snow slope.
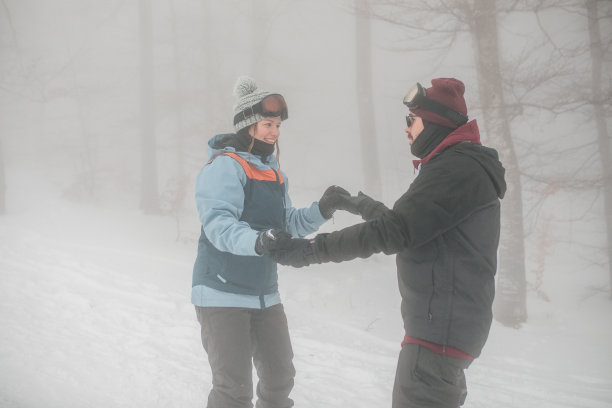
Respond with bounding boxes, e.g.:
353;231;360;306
0;199;611;407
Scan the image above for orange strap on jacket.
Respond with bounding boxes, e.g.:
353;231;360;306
210;152;284;183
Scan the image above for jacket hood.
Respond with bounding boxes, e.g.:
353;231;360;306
207;133;236;158
206;133;279;169
450;120;506;199
461;143;507;199
413;120;506;199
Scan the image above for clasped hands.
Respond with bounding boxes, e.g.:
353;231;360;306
255;228;320;268
254;185;374;267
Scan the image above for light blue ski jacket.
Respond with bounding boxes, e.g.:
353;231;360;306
191;134;327;309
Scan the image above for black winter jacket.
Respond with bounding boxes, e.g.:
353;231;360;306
317;121;506;357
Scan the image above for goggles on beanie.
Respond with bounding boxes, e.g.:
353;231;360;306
233;94;288;126
403;83;468;127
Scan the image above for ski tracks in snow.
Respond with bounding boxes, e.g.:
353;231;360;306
0;223;204;407
1;205;611;407
0;212;396;408
467;355;612;408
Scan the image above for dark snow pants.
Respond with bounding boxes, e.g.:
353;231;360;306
195;304;295;408
392;343;472;408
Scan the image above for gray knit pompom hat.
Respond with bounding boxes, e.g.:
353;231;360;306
232;76;273;133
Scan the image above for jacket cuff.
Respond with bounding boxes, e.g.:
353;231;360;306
247;230;261;256
311;202;328;224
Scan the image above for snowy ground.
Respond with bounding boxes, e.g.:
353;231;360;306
1;199;611;407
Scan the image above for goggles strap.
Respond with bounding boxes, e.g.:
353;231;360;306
234;106;257;126
416;97;468;126
233;94;287;126
404;83;468;127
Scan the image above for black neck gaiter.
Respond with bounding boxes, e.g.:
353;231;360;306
251;138;275;157
410;121;454;159
234;129;276;158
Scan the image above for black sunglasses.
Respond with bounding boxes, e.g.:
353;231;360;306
406;114;418;127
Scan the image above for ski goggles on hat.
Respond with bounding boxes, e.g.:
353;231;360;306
403;83;468;127
233;94;288;126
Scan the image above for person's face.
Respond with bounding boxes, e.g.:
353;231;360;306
405;114;424;145
249;117;281;144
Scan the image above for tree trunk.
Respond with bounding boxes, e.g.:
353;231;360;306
250;0;268;84
139;0;159;213
586;0;612;298
200;0;220;132
355;0;382;198
471;0;527;326
0;138;5;214
169;0;185;179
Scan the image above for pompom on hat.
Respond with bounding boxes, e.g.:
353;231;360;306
409;78;468;129
232;76;287;133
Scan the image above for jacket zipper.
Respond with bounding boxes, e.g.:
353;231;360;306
272;168;287;230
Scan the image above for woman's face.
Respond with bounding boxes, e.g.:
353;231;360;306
249;117;281;144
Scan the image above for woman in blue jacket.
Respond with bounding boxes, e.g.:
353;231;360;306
192;76;348;408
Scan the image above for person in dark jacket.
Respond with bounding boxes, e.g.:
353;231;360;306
192;76;350;408
257;78;507;408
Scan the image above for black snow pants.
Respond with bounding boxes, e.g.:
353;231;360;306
195;304;295;408
392;343;472;408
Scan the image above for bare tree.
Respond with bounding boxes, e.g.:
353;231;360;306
516;0;612;298
585;0;612;297
0;138;5;214
139;0;160;213
200;0;224;132
363;0;530;326
469;0;527;325
355;0;382;198
0;0;17;214
169;0;186;180
250;0;269;83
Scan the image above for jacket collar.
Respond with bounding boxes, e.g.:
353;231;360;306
412;120;481;170
207;134;278;169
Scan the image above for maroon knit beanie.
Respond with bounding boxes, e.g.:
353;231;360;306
410;78;468;129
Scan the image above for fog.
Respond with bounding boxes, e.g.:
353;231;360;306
1;1;611;407
2;0;609;291
0;1;466;208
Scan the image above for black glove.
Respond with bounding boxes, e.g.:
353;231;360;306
318;185;359;219
266;236;324;268
320;187;387;221
255;229;293;255
349;191;389;221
